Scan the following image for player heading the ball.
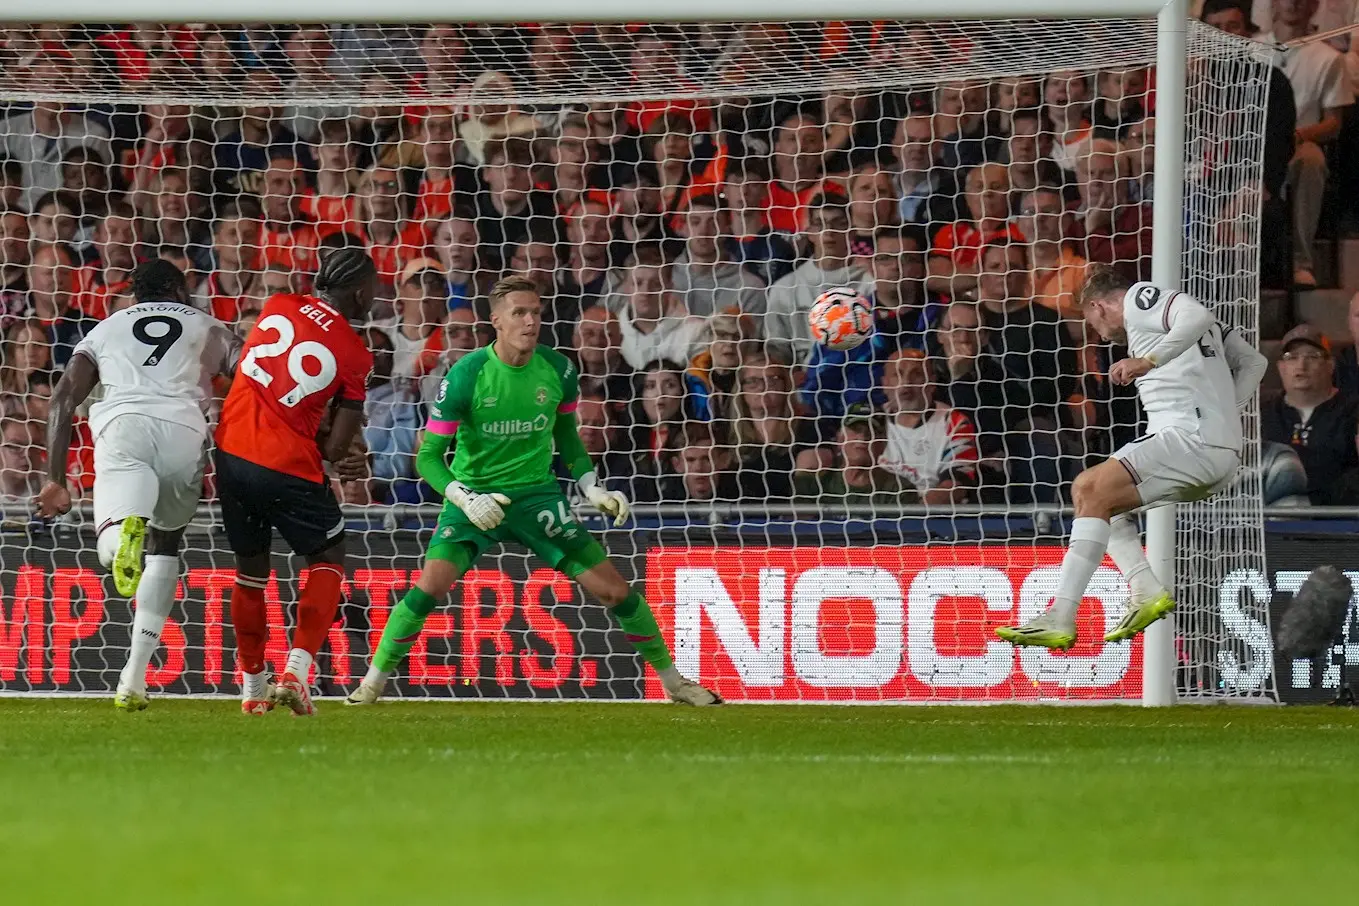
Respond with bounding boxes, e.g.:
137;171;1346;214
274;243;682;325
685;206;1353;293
37;260;243;711
997;265;1267;651
347;276;721;706
214;248;377;716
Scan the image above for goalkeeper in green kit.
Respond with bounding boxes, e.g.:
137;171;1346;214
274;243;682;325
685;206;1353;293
348;276;721;705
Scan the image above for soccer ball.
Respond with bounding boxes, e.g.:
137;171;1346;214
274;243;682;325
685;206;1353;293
809;287;874;351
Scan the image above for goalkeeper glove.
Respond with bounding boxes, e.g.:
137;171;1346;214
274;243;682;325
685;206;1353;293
446;481;511;531
578;472;630;527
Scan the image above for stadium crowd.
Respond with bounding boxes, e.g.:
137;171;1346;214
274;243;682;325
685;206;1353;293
0;6;1356;511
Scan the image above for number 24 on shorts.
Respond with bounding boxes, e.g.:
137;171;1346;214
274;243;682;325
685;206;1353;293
240;313;338;408
537;500;574;538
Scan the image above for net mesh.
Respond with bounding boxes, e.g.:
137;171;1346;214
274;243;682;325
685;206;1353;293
0;19;1275;702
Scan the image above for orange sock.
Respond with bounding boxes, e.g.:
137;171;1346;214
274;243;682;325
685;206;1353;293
230;579;268;676
293;564;344;658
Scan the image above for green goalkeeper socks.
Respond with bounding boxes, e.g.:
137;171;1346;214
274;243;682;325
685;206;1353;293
373;587;441;672
611;590;675;673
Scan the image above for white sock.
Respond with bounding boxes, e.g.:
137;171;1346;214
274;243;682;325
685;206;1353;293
362;664;393;688
1106;514;1166;604
242;671;269;701
285;648;314;683
1048;517;1112;625
118;554;178;693
96;525;121;569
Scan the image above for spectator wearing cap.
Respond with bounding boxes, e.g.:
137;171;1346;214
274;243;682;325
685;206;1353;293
1257;0;1354;289
1334;292;1359;394
767;106;829;236
1262;324;1359;504
362;326;426;505
720;157;798;286
1077;138;1154;280
213;68;314;198
927;162;1024;300
671;193;766;318
795;404;909;502
25;243;91;367
615;247;711;371
0;54;112;211
378;259;449;381
879;347;980;505
429;212;478;311
0;209;28;328
765;192;869;363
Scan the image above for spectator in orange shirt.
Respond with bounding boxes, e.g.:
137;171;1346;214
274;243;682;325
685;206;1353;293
357;165;431;298
413;107;460;222
205;198;264;326
927;162;1024;299
259;154;319;273
306;118;359;238
1016;185;1088;331
1045;70;1093;174
1076;138;1152;280
767;106;828;235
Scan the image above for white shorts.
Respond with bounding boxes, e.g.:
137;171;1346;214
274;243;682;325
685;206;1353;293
93;414;208;534
1111;426;1241;508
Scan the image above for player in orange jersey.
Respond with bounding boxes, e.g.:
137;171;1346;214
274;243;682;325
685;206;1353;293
214;248;377;716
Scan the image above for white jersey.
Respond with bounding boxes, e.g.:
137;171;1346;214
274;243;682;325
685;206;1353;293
72;302;235;439
1122;283;1241;451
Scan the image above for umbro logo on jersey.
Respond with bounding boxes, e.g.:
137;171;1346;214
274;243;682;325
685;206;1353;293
481;396;497;408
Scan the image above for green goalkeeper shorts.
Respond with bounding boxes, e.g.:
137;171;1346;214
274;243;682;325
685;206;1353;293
427;482;608;578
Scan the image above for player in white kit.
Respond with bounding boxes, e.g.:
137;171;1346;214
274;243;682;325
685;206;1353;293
36;260;242;709
997;264;1267;650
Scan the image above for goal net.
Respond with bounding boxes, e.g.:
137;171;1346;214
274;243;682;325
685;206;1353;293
0;18;1276;702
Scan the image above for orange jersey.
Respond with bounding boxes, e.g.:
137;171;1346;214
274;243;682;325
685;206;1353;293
215;293;373;483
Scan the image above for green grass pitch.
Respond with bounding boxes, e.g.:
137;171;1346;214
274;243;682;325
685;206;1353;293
2;700;1357;905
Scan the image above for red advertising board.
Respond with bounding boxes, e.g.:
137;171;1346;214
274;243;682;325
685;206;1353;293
644;546;1144;702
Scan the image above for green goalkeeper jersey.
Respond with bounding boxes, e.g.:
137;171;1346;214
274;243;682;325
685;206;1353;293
424;343;581;492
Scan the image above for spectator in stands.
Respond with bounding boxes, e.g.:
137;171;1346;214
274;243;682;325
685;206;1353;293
259;262;304;297
935;79;1003;169
1017;185;1088;332
1334;292;1359;394
362;326;424;505
1091;67;1148;139
575;390;635;493
460;70;540;168
357;165;430;297
60;146;111;223
259;155;319;273
877;348;980;504
1259;0;1355;289
145;168;211;274
0;159;24;213
309;119;359;235
430;213;478;310
205;198;264;326
795;405;905;502
380;262;448;381
1077;138;1153;279
671;193;766;317
1262;324;1359;503
0;416;42;503
235;310;260;341
1004;107;1062;194
689;308;757;422
414;24;470;101
893;113;957;234
1044;70;1093;174
30;192;81;250
932;300;1064;503
616;246;711;370
767;106;829;235
927;162;1023;299
412;107;460;222
547;115;596;214
0;54;111;210
615;164;669;247
729;349;808;498
765;192;868;363
995;77;1043;134
847;162;900;240
865;224;930;346
420;307;481;403
720;157;797;286
214;68;313;197
476;137;557;271
281;25;357;144
0;318;53;408
572;305;633;402
661;420;743;502
976;240;1077;415
643;110;719;217
25;244;89;366
0;209;28;326
509;228;561;298
634;360;694;469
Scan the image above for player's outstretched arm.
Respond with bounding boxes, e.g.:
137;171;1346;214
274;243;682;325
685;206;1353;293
37;352;99;517
1139;292;1215;369
1222;328;1268;410
553;411;630;526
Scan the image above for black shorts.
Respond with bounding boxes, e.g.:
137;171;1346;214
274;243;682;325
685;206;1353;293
214;449;345;558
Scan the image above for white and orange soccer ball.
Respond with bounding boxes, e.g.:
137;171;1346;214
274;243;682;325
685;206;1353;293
808;287;874;351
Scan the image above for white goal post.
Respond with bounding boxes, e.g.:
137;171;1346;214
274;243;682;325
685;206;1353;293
0;0;1276;705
